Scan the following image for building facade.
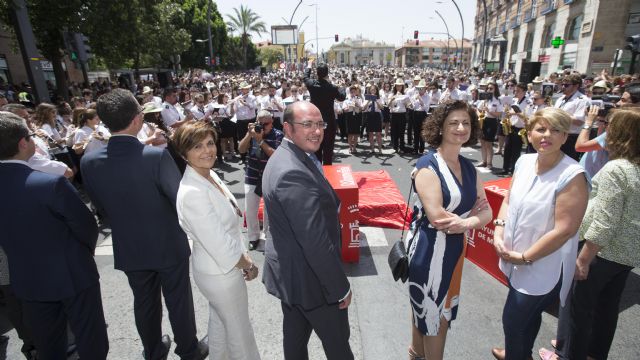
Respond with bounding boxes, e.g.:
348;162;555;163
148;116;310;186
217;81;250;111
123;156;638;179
394;39;472;69
472;0;640;76
327;36;395;66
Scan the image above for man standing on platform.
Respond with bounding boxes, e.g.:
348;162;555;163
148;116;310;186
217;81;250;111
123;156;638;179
262;102;353;359
304;59;346;165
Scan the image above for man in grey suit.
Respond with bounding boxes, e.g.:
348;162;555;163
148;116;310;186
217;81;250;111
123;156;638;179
261;101;354;360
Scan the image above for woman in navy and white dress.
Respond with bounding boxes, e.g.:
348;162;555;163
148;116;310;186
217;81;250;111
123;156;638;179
406;100;492;360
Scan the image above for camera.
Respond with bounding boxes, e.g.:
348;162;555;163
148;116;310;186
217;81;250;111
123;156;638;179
478;91;492;101
254;122;263;133
591;95;620;117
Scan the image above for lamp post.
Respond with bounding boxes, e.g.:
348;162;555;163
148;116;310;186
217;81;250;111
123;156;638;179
308;3;318;62
434;11;458;70
206;0;214;69
480;0;488;70
437;1;464;68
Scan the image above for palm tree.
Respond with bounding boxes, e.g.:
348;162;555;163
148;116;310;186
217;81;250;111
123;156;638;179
226;5;267;69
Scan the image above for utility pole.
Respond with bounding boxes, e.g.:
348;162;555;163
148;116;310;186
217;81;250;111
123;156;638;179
10;0;50;103
207;0;214;71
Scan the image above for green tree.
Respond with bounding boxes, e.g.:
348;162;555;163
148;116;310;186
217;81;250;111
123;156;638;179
225;5;266;69
258;47;282;69
177;0;228;70
222;35;258;70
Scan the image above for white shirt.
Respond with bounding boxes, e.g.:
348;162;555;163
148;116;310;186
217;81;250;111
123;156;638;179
389;94;410;113
233;94;258;120
554;91;588;134
411;92;431;112
40;123;62;142
74;126;108;155
161;101;185;127
430;89;441;104
500;154;586;305
482;97;504;118
509;96;531;128
190;106;208;120
439;88;466;103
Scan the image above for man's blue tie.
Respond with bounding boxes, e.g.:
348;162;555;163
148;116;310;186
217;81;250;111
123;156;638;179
308;153;324;174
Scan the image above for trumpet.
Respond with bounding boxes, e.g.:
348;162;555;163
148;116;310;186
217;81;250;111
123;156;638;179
518;128;528;146
478;109;486;129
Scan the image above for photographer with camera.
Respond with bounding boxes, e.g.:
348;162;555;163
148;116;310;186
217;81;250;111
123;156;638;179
238;110;284;251
576;82;640;180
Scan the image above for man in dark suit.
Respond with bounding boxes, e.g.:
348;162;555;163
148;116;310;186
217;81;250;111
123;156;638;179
0;112;108;359
262;102;354;360
304;59;346;165
80;89;207;360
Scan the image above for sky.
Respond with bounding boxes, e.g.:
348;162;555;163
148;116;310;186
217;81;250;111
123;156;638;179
214;0;478;54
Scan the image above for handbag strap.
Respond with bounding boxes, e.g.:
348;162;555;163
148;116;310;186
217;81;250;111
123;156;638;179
401;178;426;247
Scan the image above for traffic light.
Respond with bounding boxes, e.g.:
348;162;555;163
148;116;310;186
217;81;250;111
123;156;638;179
413;30;419;39
63;31;78;62
73;33;92;62
205;56;210;66
334;34;339;42
626;35;640;52
415;39;419;46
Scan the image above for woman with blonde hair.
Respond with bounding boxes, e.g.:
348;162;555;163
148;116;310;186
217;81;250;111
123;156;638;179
491;107;589;360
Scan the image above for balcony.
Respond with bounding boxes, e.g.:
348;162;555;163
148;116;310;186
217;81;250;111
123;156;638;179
540;0;557;15
510;16;521;29
499;23;507;34
523;7;533;23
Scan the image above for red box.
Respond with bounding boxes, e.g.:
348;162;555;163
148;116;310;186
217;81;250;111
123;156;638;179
464;177;511;286
323;165;360;263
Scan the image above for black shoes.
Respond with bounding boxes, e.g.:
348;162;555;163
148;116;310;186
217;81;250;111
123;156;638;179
142;334;172;360
497;170;512;176
194;335;209;360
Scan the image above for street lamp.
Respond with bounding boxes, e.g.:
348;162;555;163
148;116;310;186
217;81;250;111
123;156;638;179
433;11;458;70
437;1;465;69
308;3;319;62
206;0;214;69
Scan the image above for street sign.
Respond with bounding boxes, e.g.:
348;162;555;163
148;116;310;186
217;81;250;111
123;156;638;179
551;36;565;48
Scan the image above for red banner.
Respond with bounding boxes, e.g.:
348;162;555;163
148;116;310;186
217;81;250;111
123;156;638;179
352;170;410;230
465;177;511;286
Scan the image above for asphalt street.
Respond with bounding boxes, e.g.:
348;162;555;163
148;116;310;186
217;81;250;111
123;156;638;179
3;137;639;360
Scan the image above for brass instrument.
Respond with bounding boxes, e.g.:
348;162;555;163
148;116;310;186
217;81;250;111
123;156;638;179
478;109;485;129
501;116;512;135
518;128;528;146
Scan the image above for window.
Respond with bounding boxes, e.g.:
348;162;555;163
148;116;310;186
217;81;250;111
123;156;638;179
524;32;535;60
541;23;555;48
510;36;519;56
567;14;583;41
340;53;345;64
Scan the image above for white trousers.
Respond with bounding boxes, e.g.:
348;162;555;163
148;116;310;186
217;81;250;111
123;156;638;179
244;184;268;241
193;269;261;360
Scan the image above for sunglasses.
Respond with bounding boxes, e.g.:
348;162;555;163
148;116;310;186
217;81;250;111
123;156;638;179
561;83;574;88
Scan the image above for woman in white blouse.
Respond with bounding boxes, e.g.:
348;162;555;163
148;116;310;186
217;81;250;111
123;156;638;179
73;108;108;155
34;103;66;147
490;107;589;360
173;120;260;360
389;78;411;153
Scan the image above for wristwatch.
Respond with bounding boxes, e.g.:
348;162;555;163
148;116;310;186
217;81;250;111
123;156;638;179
257;140;265;147
582;124;592;130
521;252;533;265
493;218;506;227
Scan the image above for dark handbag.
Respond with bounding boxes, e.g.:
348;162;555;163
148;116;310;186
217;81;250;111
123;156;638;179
388;182;423;283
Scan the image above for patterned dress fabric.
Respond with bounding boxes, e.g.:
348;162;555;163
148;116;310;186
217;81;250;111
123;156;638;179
407;150;477;336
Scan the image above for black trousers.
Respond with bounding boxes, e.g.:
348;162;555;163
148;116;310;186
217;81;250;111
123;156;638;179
406;109;415;145
126;259;199;360
390;112;406;151
0;284;35;354
555;255;633;360
22;283;108;360
503;127;523;172
316;121;337;165
281;302;353;360
413;111;427;153
337;113;346;140
560;133;580;161
236;118;255;160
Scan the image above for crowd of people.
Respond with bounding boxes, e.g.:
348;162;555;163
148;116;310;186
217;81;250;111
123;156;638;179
0;60;639;360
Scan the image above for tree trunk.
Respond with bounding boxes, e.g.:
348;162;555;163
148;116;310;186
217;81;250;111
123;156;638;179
242;34;247;69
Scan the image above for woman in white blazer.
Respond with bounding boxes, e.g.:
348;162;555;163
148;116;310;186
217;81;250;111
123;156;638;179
173;120;261;360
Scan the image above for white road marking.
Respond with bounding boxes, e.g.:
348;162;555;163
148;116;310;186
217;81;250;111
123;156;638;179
359;226;389;247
